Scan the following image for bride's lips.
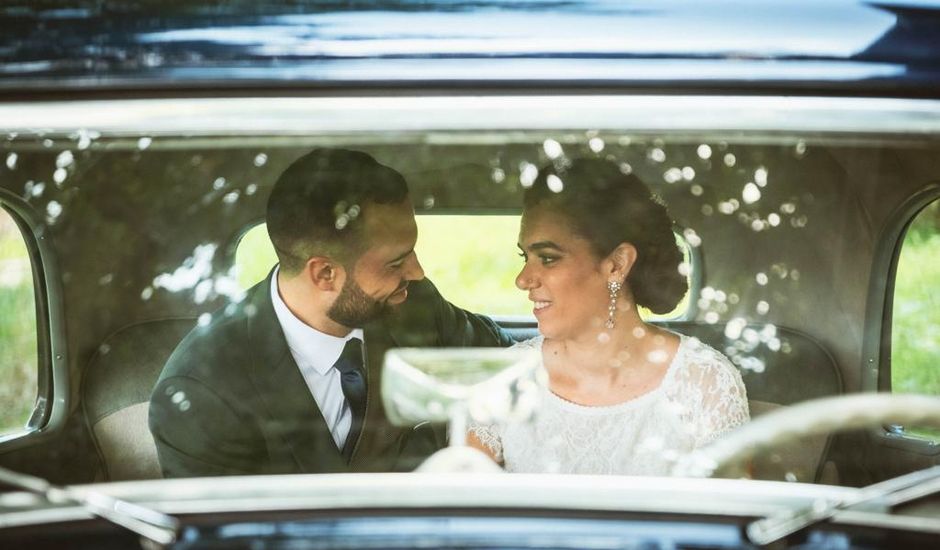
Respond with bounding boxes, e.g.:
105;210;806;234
532;300;552;317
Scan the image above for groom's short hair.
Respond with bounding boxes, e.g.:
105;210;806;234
266;148;410;275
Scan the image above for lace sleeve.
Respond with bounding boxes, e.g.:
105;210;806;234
468;424;503;461
672;339;750;448
467;336;542;462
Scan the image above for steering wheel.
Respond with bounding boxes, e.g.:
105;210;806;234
674;393;940;479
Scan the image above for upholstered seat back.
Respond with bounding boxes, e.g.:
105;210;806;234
83;318;195;481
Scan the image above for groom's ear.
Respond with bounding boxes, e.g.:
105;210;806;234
607;242;638;281
305;256;344;292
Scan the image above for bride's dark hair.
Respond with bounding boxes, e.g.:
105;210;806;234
523;158;687;314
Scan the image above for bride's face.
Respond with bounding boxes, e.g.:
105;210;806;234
516;204;610;341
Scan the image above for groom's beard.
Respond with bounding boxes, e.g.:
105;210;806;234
327;276;391;328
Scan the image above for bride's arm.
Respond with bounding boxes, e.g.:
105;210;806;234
468;427;504;465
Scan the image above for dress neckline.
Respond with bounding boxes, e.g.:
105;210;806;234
542;333;688;415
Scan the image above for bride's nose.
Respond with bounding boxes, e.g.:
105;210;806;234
515;262;536;290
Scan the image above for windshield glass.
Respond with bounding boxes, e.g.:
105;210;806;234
0;101;938;489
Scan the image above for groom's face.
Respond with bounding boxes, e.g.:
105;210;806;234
327;199;425;327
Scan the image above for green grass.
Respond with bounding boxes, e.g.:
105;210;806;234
0;212;38;433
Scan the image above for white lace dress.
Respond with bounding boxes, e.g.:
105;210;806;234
470;335;750;475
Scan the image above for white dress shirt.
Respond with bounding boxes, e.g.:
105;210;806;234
270;267;363;450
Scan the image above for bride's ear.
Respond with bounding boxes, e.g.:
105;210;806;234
605;242;638;281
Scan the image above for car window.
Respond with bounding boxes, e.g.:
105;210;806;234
234;215;693;319
0;205;38;437
890;198;940;440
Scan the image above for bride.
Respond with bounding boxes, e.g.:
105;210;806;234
469;158;749;475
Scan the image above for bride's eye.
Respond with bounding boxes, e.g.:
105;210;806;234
540;255;559;266
518;252;527;262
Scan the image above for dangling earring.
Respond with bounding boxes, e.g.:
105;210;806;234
606;280;622;329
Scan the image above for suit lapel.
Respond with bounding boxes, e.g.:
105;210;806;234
244;270;348;473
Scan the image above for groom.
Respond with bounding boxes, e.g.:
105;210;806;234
149;148;512;477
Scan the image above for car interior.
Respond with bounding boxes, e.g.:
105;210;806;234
1;130;939;489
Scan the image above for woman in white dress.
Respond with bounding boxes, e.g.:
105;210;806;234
469;158;749;475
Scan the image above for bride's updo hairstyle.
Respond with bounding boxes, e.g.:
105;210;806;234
523;158;687;314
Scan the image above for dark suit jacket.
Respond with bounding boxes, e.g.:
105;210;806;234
148;273;512;477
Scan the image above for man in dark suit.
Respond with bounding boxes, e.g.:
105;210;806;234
149;148;512;477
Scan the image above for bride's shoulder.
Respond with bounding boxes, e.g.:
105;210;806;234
669;335;743;388
510;335;544;351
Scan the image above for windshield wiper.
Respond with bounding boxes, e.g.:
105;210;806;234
746;465;940;545
0;465;178;546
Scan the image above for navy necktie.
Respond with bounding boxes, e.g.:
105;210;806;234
334;338;366;461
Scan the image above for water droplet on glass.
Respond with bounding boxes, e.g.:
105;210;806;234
56;150;74;169
180;400;191;412
701;286;716;300
519;162;538;187
546;174;564;193
664;167;682;184
790;269;800;281
647;350;668;363
714;290;727;303
588;137;605;153
171;391;186;404
768;213;781;227
750;219;765;232
755;167;768;187
718;201;736;215
423;195;435;209
222;191;240;205
198;312;212;326
648;148;666;163
141;286;154;300
491;167;505;183
724;318;747;339
246;183;258;195
543;139;563;160
632;327;646;338
682;166;696;181
780;202;796;214
678;262;691;276
792;215;808;228
795;141;807;156
137;137;152;150
5;152;17;170
29;181;45;197
98;273;113;286
46;200;63;219
597;332;611;344
335;214;349;230
756;272;769;286
53;168;67;185
742;183;761;204
683;228;702;247
690;184;704;197
701;204;714;216
757;300;770;315
213;177;226;190
617;136;632;146
619;162;633;175
43;139;54;148
76;132;92;150
253;153;268;167
705;312;720;324
697;144;712;160
99;343;111;355
785;472;798;482
723;153;736;167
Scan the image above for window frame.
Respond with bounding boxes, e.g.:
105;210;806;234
864;181;940;454
0;189;68;449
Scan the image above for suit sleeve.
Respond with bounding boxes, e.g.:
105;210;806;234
149;374;266;477
393;278;514;348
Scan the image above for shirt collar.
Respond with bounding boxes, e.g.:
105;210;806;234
270;266;364;376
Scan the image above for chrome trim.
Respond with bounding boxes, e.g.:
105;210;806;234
0;474;857;530
1;96;940;136
833;510;940;535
